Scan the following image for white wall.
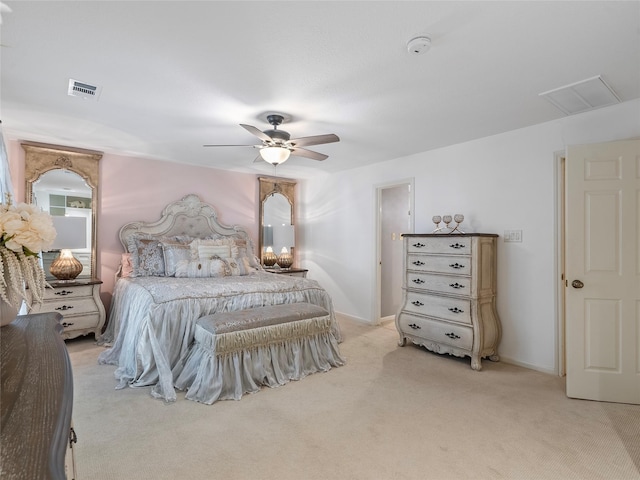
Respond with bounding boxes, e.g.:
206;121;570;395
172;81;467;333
300;99;640;374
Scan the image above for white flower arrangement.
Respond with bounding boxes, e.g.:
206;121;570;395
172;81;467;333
0;199;57;308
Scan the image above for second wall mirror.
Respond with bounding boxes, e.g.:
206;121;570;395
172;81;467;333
259;176;296;269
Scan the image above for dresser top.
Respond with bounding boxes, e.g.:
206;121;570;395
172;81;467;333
1;313;72;479
402;233;498;238
48;277;103;288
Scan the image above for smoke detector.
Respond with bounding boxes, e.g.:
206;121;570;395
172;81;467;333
407;36;431;55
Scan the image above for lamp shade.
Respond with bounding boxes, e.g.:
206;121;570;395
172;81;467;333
259;147;290;165
51;216;87;250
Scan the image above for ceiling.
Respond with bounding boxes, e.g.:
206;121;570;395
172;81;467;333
2;1;639;179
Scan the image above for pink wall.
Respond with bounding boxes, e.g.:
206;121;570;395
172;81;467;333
7;139;259;312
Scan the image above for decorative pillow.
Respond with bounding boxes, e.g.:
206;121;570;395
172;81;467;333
192;237;257;266
174;258;230;278
127;235;165;277
162;243;192;277
224;236;261;269
197;244;232;260
224;256;253;276
121;253;133;278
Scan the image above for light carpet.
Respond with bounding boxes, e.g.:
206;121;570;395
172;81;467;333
66;315;640;480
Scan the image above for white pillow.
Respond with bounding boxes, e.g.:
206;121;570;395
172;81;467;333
162;243;192;276
197;245;231;259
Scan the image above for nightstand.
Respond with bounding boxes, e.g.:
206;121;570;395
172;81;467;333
29;278;106;341
266;268;308;278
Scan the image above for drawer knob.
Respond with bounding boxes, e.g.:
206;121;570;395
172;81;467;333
411;300;424;307
412;242;426;248
55;305;74;311
412;278;425;285
448;307;464;314
445;332;461;339
449;263;465;269
61;322;75;328
408;323;421;330
449;283;465;289
449;243;465;249
55;290;74;296
412;260;425;266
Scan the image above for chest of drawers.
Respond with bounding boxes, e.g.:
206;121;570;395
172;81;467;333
29;278;106;341
395;234;501;370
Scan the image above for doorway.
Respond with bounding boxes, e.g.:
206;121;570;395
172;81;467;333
375;180;414;324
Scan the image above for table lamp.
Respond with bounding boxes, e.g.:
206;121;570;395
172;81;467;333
274;224;295;269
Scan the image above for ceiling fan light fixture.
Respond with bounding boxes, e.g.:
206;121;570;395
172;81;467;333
260;146;290;165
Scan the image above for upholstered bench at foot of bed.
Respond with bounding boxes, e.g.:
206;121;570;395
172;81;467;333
174;303;345;404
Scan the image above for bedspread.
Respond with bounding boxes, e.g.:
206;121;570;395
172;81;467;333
98;272;340;402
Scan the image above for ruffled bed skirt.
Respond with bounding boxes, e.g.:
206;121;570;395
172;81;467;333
173;317;345;404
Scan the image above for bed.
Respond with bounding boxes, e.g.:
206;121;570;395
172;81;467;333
97;194;341;402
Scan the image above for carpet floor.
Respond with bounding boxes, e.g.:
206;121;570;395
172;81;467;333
65;315;640;480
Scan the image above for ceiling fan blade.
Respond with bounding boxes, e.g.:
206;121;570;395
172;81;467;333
290;147;328;161
203;144;259;147
288;133;339;147
240;124;273;143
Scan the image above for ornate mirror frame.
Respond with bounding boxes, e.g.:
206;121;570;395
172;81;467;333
258;176;296;264
23;142;102;279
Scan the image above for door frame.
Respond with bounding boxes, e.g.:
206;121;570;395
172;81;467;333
554;151;566;377
374;178;415;325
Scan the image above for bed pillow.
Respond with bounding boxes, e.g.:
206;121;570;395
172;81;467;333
162;243;192;277
223;256;253;276
174;258;230;278
197;244;232;260
120;253;133;278
227;236;261;269
127;234;166;277
193;236;260;267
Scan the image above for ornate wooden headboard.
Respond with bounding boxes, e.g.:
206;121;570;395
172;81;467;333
118;194;256;255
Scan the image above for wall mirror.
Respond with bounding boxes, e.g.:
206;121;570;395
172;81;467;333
259;176;296;268
23;142;102;280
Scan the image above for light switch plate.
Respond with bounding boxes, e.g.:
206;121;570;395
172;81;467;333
504;230;523;242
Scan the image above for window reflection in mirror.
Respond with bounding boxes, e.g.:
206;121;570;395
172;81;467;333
32;170;92;280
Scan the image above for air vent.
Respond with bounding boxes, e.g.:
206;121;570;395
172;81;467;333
68;79;101;100
539;75;620;116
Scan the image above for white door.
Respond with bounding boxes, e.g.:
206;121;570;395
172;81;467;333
565;139;640;404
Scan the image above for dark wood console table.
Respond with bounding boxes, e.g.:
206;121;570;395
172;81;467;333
0;312;76;479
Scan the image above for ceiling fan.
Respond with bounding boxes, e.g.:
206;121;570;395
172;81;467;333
204;114;340;165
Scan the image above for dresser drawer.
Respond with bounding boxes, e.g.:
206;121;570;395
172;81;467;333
399;314;473;351
407;237;471;255
407;254;471;275
32;297;99;318
404;291;471;324
406;272;471;296
43;284;94;301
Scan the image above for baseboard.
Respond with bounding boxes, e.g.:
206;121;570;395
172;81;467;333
335;311;374;325
499;354;559;376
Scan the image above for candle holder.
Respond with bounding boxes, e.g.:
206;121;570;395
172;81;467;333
432;214;465;234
